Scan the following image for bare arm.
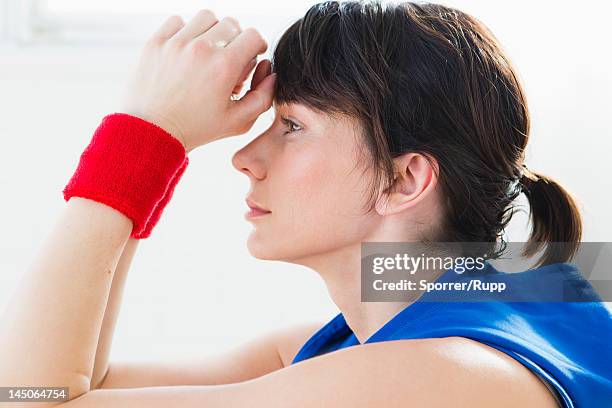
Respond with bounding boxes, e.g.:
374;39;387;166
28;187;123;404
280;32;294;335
61;337;560;408
96;321;324;389
90;238;139;390
0;197;132;398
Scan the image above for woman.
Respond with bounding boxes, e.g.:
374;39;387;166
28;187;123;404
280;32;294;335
0;1;610;407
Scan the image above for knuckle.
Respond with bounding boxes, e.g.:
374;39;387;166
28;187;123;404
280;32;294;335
245;27;267;48
167;14;184;27
196;9;217;21
231;121;247;135
189;39;214;57
222;16;241;32
243;26;258;37
239;119;255;134
244;120;255;132
147;15;183;46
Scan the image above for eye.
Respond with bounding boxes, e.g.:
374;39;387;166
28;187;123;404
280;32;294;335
281;116;302;135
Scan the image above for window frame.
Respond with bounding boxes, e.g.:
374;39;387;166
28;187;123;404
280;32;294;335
1;0;170;45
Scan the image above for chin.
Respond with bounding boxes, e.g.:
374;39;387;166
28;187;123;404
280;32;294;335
246;233;312;263
246;233;283;261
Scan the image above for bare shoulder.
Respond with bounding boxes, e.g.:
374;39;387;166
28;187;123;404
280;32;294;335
269;325;559;406
251;335;560;407
271;320;328;367
374;336;560;407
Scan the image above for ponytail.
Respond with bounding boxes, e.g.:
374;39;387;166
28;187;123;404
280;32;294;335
520;168;582;267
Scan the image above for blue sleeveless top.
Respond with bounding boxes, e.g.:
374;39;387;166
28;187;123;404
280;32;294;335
291;262;612;408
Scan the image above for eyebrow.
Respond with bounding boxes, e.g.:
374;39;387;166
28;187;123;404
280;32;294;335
274;101;311;118
272;101;331;128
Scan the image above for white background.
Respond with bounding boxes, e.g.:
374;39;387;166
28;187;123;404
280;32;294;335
0;0;610;364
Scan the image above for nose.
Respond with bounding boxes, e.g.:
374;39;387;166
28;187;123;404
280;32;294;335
231;141;265;180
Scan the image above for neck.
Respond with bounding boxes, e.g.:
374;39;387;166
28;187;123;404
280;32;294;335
290;205;446;343
296;241;433;344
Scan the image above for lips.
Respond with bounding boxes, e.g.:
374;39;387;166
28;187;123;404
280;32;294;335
246;196;271;213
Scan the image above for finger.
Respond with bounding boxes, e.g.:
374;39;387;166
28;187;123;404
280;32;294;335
232;84;244;96
231;58;257;95
233;73;277;123
195;16;241;48
225;27;268;70
238;58;258;87
250;59;272;90
150;15;185;42
173;9;218;43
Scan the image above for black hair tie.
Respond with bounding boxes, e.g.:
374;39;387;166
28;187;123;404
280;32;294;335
519;164;537;193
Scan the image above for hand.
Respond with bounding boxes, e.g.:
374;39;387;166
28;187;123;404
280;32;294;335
120;10;277;153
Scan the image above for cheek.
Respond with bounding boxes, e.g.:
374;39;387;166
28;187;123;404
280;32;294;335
276;148;374;247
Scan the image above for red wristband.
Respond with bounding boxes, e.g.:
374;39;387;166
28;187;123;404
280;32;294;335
137;155;189;238
62;113;189;239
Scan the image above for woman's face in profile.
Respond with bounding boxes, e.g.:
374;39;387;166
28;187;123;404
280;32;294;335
231;101;381;264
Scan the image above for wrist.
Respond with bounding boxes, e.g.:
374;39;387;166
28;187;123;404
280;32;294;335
121;110;189;153
63;113;190;239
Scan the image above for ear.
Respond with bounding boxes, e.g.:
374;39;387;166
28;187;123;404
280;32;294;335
375;153;438;216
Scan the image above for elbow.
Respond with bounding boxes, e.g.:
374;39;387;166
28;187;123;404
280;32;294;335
0;373;90;408
60;373;92;404
89;367;110;391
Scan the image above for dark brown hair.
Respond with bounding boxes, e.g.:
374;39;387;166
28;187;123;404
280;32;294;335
270;0;582;267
